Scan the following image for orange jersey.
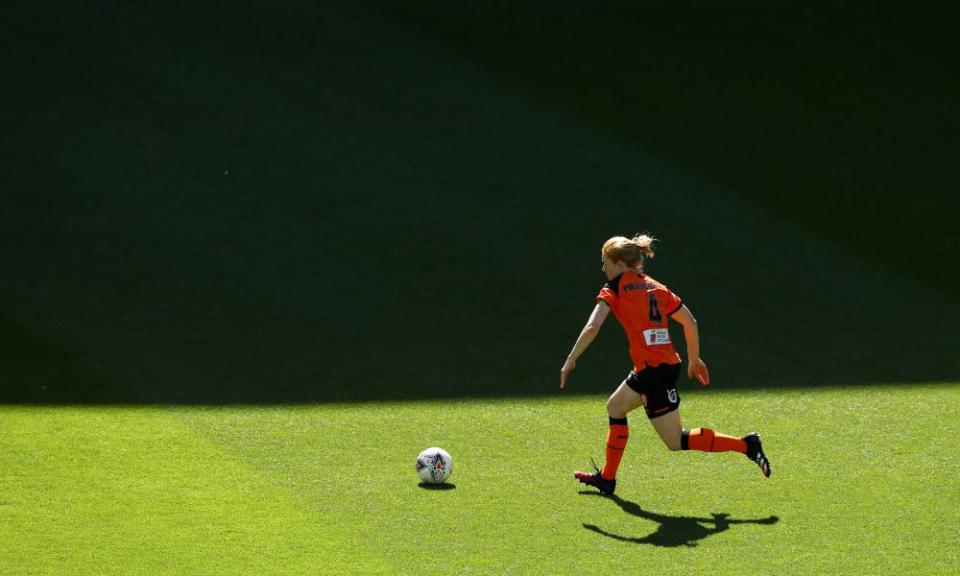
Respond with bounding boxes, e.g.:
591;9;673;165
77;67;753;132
596;271;683;371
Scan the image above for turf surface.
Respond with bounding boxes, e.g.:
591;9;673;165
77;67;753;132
1;2;958;574
2;384;957;575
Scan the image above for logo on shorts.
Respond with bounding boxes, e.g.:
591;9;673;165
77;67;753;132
667;388;678;403
641;394;648;407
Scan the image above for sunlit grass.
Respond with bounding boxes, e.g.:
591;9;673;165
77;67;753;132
1;383;957;575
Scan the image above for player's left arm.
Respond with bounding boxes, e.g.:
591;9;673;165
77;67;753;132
670;304;710;385
560;302;611;390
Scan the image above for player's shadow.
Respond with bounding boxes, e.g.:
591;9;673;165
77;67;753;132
580;492;778;548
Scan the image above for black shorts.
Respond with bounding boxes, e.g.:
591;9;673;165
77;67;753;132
625;362;682;419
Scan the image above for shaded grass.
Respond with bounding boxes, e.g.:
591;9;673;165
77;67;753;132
2;383;957;574
1;1;958;406
360;1;960;299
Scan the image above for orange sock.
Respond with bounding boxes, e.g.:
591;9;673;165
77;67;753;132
681;428;746;453
601;417;629;479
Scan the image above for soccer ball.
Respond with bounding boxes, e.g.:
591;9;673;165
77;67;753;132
416;447;453;484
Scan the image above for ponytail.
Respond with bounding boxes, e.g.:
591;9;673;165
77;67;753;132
631;233;656;260
602;233;658;270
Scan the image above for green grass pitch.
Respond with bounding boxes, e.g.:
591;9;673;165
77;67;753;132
2;384;957;575
2;2;959;575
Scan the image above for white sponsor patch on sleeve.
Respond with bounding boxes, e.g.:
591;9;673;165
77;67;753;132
643;328;671;346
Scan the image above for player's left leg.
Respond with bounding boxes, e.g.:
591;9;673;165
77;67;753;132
599;379;645;479
574;377;645;494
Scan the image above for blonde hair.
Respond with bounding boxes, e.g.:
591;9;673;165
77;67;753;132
602;233;657;270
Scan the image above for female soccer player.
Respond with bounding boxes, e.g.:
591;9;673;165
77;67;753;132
561;234;771;495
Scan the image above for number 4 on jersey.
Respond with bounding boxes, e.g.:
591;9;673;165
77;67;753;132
648;293;662;323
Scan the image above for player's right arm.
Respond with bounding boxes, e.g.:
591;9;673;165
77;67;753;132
670;304;710;385
560;301;611;390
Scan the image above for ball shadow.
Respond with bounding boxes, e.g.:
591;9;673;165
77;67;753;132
417;482;457;491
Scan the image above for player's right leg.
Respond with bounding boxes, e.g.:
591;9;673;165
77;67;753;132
639;362;771;477
742;433;771;477
676;427;772;478
649;409;684;450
